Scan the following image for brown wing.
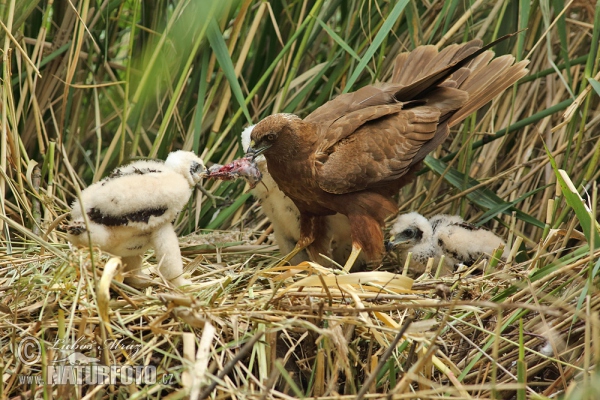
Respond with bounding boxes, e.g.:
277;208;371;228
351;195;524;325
305;83;405;126
316;106;442;194
310;35;528;195
314;102;408;157
392;34;519;100
391;41;482;86
307;40;483;127
314;85;468;160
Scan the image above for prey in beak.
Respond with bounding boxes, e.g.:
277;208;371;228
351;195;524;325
205;156;263;190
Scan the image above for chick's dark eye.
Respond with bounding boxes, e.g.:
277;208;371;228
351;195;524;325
267;134;275;141
190;161;202;173
401;228;416;238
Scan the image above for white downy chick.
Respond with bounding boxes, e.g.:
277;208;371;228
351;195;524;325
429;214;508;268
67;150;206;287
241;125;360;266
388;212;451;276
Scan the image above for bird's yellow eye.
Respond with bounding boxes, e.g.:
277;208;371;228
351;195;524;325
267;134;275;141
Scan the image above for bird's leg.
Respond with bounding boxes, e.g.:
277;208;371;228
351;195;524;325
344;212;386;272
275;240;310;267
343;244;363;273
122;255;153;287
304;215;333;266
197;185;226;207
151;224;191;287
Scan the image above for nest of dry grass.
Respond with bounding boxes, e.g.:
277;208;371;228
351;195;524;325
2;221;598;399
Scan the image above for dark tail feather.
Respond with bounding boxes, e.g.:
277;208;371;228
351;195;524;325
448;58;529;126
393;32;523;101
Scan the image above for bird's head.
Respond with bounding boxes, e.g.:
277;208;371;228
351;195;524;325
245;114;304;160
387;212;432;250
165;150;207;186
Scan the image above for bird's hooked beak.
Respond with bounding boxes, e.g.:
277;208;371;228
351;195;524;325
245;140;271;159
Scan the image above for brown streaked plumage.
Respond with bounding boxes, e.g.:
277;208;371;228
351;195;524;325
239;125;367;267
247;37;529;270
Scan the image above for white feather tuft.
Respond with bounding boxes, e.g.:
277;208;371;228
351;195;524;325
240;125;256;152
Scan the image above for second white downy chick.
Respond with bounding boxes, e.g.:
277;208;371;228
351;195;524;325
388;212;451;276
429;214;508;267
241;125;361;267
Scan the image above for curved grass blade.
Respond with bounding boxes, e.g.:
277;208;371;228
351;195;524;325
207;19;252;124
588;77;600;96
546;146;600;245
342;0;409;93
477;185;550;226
315;18;361;62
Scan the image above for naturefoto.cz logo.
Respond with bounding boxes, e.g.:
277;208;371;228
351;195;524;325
17;336;169;385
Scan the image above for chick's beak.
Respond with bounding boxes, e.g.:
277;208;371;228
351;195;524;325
386;235;409;251
198;166;210;179
245;140;271;159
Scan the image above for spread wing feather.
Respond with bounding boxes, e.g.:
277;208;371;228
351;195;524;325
392;41;480;86
393;34;518;101
448;59;529;126
391;45;439;84
317;106;443;194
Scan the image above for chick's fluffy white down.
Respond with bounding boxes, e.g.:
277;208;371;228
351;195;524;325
68;151;205;287
70;160;191;232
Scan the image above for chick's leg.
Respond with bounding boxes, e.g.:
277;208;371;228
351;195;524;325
122;255;156;287
151;224;191;287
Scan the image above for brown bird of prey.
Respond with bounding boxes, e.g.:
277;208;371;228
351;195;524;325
241;125;364;266
246;38;528;270
67;151;207;287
